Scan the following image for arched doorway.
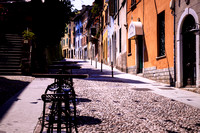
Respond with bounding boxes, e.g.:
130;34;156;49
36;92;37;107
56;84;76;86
176;8;200;88
182;15;196;87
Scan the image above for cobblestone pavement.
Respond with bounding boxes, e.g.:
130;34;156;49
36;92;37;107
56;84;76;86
72;61;200;133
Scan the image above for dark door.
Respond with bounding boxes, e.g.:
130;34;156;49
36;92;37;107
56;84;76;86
138;36;143;73
63;50;66;58
182;15;196;87
71;50;73;58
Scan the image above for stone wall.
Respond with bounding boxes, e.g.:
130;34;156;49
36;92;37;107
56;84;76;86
143;67;174;85
127;66;137;74
116;52;127;72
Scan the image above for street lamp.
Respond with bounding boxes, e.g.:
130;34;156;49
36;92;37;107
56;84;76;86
189;23;200;35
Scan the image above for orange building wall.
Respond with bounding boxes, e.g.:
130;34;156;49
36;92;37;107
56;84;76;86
127;0;174;70
127;39;136;67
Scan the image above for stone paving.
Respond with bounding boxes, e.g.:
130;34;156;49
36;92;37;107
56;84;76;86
72;61;200;133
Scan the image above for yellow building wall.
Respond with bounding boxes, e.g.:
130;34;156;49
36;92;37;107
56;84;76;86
127;0;174;70
103;30;108;62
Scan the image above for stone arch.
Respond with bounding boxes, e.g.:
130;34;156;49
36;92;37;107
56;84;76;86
176;8;200;87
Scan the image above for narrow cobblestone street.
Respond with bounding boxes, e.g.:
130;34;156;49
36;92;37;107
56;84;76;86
72;60;200;133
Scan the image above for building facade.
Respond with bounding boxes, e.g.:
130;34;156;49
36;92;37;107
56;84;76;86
127;0;174;85
107;5;115;66
61;21;76;59
68;21;76;59
61;24;69;58
102;0;109;64
81;5;92;60
74;13;83;59
112;0;127;72
175;0;200;89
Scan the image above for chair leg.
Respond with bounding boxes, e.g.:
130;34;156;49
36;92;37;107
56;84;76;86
40;102;46;133
73;98;78;133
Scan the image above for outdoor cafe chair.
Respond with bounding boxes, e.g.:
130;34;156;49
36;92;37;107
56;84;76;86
40;93;76;133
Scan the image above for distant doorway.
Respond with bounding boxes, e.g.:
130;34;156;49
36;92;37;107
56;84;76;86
63;50;66;58
84;48;87;60
182;15;196;87
71;50;73;58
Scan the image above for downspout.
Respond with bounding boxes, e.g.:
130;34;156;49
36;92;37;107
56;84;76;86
173;1;176;87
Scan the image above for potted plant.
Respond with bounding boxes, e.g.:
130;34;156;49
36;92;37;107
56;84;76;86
22;29;35;43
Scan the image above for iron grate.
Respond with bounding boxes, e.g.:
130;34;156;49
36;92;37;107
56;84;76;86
159;88;174;90
131;88;152;91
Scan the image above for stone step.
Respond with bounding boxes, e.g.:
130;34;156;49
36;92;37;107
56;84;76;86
0;56;21;60
0;50;23;54
0;68;21;71
0;65;21;68
137;73;144;77
5;34;23;38
0;33;24;75
0;53;22;57
0;59;21;64
5;37;23;40
0;62;20;65
0;47;22;51
7;40;23;43
0;43;23;48
0;71;22;75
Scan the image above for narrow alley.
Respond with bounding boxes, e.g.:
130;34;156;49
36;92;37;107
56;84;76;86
0;59;200;133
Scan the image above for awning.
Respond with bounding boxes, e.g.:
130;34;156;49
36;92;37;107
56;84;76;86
128;21;143;39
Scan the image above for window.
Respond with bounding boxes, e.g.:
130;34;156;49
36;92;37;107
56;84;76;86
119;28;121;53
73;37;75;47
157;11;165;57
66;27;68;33
69;29;71;37
69;39;71;48
63;39;65;46
73;27;75;35
78;40;79;47
128;39;131;54
131;0;136;10
80;27;83;33
114;0;117;15
131;0;136;5
91;28;96;36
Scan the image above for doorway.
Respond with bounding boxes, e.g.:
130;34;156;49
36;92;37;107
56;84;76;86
63;50;66;58
182;15;196;87
137;35;143;73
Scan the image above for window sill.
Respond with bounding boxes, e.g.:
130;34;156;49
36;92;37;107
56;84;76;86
128;53;132;56
156;55;166;60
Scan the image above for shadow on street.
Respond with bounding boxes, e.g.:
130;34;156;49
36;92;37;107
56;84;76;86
0;77;31;121
73;68;149;84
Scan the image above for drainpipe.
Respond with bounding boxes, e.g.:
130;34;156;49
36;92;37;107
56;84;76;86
173;1;176;87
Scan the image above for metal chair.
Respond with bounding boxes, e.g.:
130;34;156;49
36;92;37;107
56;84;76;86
40;93;73;133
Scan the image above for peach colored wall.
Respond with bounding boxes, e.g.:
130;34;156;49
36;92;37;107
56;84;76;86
127;0;174;70
127;39;136;67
